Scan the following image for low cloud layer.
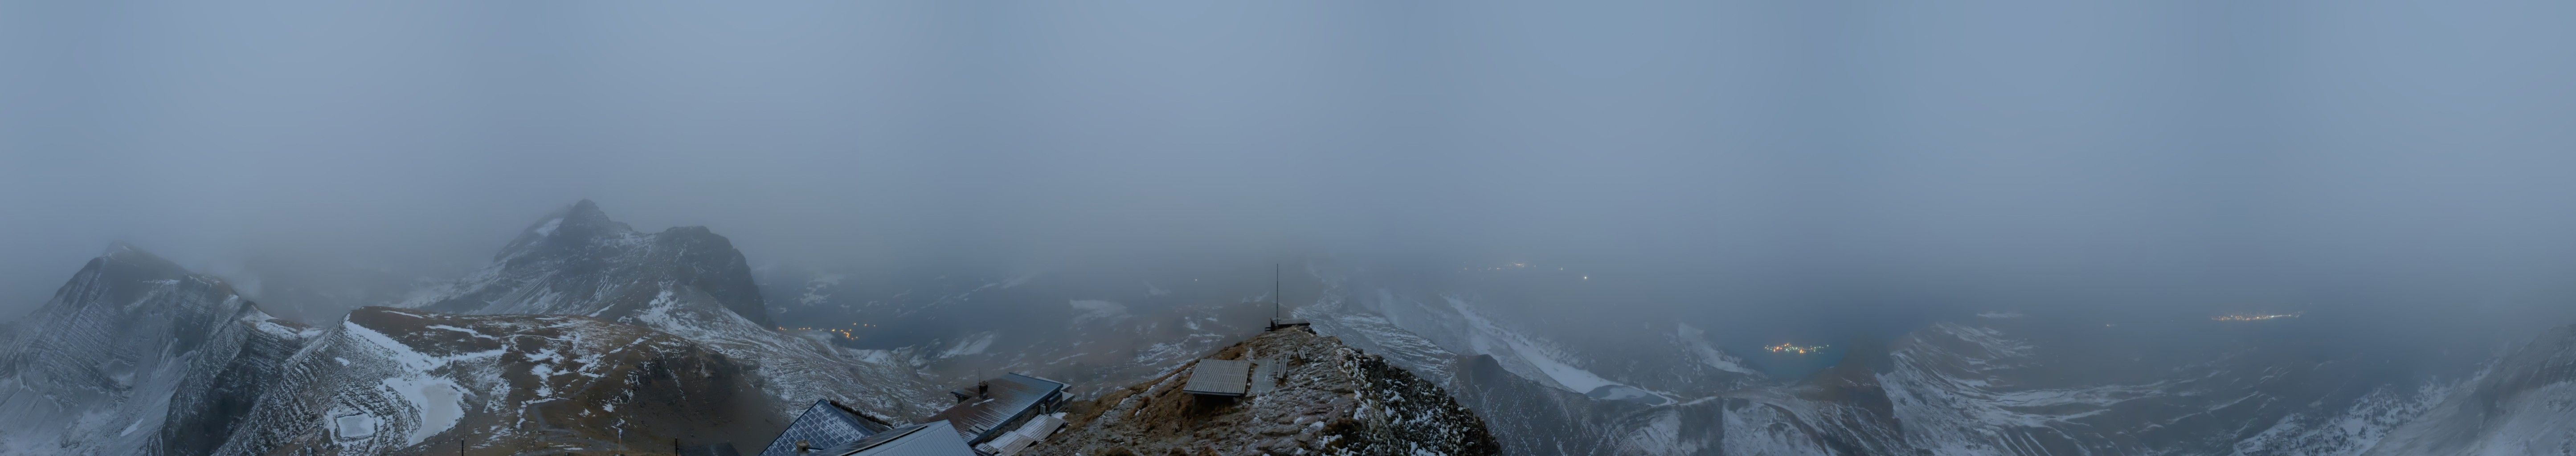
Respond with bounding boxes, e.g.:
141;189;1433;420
6;2;2576;335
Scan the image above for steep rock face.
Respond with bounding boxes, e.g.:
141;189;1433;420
1029;329;1501;456
2365;325;2576;456
0;244;316;456
208;307;781;456
155;302;319;456
403;201;939;419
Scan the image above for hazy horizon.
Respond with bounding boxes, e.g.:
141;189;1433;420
9;1;2576;342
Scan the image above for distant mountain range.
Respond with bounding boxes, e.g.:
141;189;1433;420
0;201;2568;455
0;202;936;455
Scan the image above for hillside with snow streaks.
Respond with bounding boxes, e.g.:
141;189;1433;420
204;307;784;455
2365;325;2576;456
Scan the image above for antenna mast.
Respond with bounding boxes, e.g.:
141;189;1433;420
1273;263;1281;320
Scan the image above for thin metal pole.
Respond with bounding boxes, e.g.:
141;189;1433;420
1273;264;1281;320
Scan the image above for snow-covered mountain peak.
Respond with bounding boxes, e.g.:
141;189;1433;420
0;244;314;456
401;200;938;424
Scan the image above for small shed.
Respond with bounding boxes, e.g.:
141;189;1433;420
1268;318;1310;331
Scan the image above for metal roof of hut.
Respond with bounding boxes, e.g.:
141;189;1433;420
821;420;982;456
923;373;1069;445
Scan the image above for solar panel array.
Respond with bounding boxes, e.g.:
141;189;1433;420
759;399;891;456
1183;358;1252;396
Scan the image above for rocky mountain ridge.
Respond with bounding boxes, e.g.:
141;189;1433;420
1028;328;1501;456
400;200;940;419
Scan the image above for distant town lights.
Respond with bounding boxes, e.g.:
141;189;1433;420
2212;311;2302;322
1766;343;1828;354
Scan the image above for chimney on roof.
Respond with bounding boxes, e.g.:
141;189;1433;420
795;440;810;453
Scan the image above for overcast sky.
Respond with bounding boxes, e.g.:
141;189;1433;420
6;1;2576;330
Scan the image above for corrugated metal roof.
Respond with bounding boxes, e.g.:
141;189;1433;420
924;373;1067;444
678;442;744;456
977;413;1065;456
760;399;892;456
1183;358;1251;396
831;421;981;456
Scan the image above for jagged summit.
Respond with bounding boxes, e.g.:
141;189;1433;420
495;199;631;261
88;241;195;285
412;200;773;328
401;200;939;422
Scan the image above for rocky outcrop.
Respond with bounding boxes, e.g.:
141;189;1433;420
1028;329;1501;456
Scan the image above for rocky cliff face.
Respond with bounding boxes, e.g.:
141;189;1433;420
1028;328;1501;456
0;244;314;456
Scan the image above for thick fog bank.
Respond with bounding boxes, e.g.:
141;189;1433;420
7;2;2576;345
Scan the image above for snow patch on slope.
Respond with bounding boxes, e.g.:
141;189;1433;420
378;376;463;445
1068;300;1127;325
1675;323;1761;376
340;319;502;371
532;218;563;237
941;332;997;358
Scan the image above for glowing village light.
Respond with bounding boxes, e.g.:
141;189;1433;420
1766;343;1829;354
